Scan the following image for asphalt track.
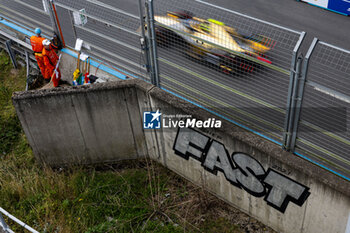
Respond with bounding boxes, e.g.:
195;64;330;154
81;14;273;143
206;0;350;51
0;0;349;178
104;0;350;51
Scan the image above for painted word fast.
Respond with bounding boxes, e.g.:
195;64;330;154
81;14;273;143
173;128;310;213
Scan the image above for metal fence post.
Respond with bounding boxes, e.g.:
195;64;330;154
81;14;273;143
0;212;11;233
5;40;18;69
286;56;303;149
290;38;319;150
47;0;65;47
44;0;59;34
138;0;151;74
148;0;160;87
25;50;30;91
145;1;155;84
283;31;305;150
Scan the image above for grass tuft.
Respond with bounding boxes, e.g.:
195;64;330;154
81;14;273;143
0;50;275;233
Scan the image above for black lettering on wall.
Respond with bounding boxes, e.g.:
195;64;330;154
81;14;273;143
172;128;310;213
263;169;310;213
232;153;266;197
202;140;240;186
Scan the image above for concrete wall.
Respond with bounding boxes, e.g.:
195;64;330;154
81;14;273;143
13;82;147;165
12;79;350;233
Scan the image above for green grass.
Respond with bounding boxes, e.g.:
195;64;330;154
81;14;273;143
0;50;271;233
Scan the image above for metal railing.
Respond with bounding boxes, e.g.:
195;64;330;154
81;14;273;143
1;0;349;180
0;207;39;233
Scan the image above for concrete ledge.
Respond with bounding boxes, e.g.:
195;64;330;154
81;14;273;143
13;78;350;197
12;78;350;233
12;79;139;100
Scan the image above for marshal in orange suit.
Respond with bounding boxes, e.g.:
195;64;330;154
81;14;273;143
30;28;46;79
42;39;61;87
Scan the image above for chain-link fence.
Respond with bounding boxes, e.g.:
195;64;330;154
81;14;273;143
0;0;54;37
150;0;305;144
53;0;149;81
291;39;350;178
1;0;349;180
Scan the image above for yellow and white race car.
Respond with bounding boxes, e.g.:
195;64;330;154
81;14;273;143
154;11;276;74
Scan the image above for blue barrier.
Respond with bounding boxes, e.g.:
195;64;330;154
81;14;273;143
299;0;350;16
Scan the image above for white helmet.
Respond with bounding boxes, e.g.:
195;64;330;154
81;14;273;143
42;39;51;46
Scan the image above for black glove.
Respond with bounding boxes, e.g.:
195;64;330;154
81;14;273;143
50;33;63;50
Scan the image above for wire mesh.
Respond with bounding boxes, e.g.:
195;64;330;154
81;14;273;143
53;0;149;80
295;41;350;177
0;0;54;36
55;0;140;32
2;0;350;180
152;0;304;142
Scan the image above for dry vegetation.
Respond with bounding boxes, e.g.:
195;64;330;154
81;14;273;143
0;50;275;232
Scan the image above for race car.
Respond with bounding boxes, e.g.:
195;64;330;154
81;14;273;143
153;11;276;75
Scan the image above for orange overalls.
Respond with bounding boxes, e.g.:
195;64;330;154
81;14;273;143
30;35;45;78
42;47;61;87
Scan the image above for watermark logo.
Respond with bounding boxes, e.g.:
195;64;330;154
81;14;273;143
143;110;162;129
143;109;222;129
163;117;221;128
